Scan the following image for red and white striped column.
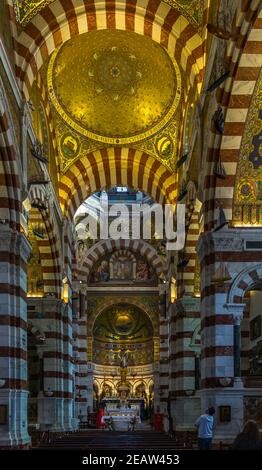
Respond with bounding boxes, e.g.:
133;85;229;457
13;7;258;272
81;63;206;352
0;226;31;448
158;307;169;412
27;296;73;432
75;290;90;421
196;228;259;441
169;297;201;434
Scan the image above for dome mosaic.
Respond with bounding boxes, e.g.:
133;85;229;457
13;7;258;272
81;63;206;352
47;30;181;145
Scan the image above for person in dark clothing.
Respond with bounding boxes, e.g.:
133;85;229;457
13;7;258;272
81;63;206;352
232;420;262;450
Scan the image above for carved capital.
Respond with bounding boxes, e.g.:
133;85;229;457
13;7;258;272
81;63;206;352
224;303;245;324
0;226;31;262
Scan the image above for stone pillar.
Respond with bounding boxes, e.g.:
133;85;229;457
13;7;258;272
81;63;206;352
158;314;169;412
224;303;245;388
60;298;73;432
169;297;201;434
86;362;94;412
196;230;247;442
153;336;160;410
27;296;72;432
76;289;89;419
234;322;241;378
0;226;31;448
72;291;80;425
153;362;160;411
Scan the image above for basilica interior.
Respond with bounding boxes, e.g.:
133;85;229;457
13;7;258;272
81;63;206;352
0;0;262;450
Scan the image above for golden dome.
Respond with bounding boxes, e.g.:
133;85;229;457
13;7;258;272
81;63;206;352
48;30;181;145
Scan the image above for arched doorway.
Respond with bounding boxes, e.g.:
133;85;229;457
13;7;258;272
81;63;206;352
92;303;155;422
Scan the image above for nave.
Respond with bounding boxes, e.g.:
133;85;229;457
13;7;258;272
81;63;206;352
0;0;262;452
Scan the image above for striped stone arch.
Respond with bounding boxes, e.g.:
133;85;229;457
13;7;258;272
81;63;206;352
110;249;136;263
0;77;21;231
203;1;262;230
182;201;201;296
216;5;262;222
176;182;201;296
9;0;205;99
177;200;201;296
77;238;166;280
28;185;62;296
228;263;262;304
185;180;197;227
35;73;60;172
59;147;177;220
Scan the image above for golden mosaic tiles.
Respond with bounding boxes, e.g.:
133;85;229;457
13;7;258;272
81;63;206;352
13;0;203;28
47;30;181;145
233;69;262;225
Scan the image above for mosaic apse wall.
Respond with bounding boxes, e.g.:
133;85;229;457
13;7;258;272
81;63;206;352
88;250;157;285
93;304;154;366
233;69;262;226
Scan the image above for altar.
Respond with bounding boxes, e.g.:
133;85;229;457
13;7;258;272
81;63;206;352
102;407;141;431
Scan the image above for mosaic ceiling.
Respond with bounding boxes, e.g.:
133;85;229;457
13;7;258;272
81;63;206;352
13;0;204;29
47;30;181;145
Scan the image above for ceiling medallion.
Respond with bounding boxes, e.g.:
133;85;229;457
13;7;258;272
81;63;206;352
60;133;81;160
88;46;142;102
155;134;174;160
237;179;256;202
47;30;181;145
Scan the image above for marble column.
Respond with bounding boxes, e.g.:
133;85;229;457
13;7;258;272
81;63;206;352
224;304;245;387
169;297;201;433
196;228;248;442
0;226;31;448
27;296;72;432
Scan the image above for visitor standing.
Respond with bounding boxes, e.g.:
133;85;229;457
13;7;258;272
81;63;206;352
195;407;215;450
154;406;163;432
96;406;105;429
163;409;169;434
232;420;262;450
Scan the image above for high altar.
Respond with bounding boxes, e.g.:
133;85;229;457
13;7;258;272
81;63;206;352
101;368;141;430
102;405;141;431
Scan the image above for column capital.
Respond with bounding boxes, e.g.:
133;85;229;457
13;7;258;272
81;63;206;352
196;229;245;262
224;303;246;324
0;226;31;261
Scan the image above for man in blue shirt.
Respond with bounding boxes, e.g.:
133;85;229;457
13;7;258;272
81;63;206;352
195;407;215;450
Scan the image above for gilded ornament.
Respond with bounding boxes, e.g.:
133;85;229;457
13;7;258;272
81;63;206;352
13;1;203;28
60;133;80;160
13;0;54;26
93;304;154;366
237;179;256;202
155;134;174;160
47;30;181;145
234;69;262;224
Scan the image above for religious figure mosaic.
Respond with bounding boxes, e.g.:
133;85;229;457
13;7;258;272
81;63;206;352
88;250;156;284
233;69;262;225
93;304;154;366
